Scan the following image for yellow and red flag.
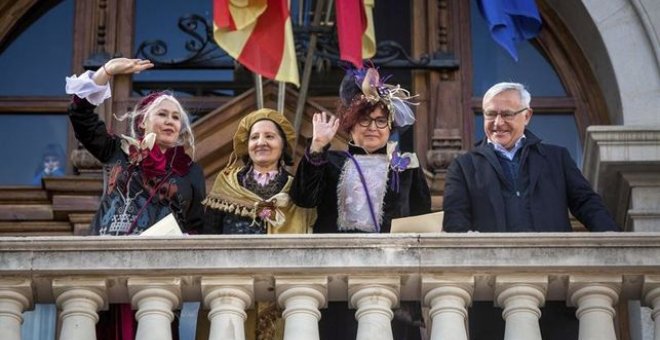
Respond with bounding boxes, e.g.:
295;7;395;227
335;0;376;68
213;0;300;86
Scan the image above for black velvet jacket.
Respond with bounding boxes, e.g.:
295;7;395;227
69;97;205;235
291;143;431;233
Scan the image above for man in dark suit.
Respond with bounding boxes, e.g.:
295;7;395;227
443;82;618;233
442;82;619;340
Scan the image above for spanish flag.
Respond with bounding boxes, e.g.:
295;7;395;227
213;0;300;87
335;0;376;68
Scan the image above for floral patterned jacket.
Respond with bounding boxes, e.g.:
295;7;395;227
69;96;205;235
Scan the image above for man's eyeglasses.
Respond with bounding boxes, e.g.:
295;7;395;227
357;116;389;129
483;108;528;121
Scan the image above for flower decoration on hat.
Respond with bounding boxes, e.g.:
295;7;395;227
341;66;418;129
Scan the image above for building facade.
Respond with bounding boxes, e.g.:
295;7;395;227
1;0;660;339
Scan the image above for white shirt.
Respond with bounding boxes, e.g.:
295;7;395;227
488;135;527;160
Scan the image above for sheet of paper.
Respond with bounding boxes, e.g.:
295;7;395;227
390;211;444;233
140;213;183;236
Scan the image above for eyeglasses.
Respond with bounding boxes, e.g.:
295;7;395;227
357;116;389;129
483;108;528;121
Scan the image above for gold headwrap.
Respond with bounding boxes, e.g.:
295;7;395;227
226;108;297;170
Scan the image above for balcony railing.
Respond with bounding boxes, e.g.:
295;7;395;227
2;233;660;340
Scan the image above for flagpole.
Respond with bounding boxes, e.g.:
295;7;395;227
254;74;264;109
293;0;325;157
277;82;286;113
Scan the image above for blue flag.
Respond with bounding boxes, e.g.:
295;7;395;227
476;0;542;61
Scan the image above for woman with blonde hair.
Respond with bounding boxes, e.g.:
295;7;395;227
66;58;204;236
65;57;205;340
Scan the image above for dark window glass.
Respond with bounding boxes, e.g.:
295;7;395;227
470;2;566;97
0;0;74;96
0;115;69;186
133;0;234;95
474;112;582;165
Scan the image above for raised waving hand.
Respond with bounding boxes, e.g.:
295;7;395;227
92;58;154;85
310;111;340;153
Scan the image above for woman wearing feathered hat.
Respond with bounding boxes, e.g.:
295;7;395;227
199;108;316;339
290;67;431;339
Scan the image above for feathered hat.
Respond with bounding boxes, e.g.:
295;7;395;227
339;66;417;128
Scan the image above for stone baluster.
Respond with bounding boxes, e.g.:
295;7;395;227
348;277;400;340
568;275;621;340
201;277;254;340
422;275;474;340
128;277;181;340
53;278;107;340
495;275;547;340
0;279;32;340
644;275;660;340
276;277;327;340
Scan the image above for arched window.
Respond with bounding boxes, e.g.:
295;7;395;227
0;0;74;186
467;0;610;165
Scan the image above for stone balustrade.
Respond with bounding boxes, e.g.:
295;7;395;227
1;233;660;340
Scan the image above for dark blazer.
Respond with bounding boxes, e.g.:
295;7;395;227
443;130;618;232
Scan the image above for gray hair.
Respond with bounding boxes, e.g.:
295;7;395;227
116;93;196;159
482;82;532;108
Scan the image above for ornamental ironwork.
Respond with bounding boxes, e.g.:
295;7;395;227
125;14;458;71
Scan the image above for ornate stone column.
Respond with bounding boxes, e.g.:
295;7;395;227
495;275;547;340
128;277;181;340
0;279;32;340
422;275;474;340
568;275;621;340
53;278;107;340
201;276;254;340
348;276;400;340
583;126;660;230
276;276;328;340
643;275;660;340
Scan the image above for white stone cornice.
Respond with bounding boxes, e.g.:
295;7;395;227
4;233;660;252
2;235;660;304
